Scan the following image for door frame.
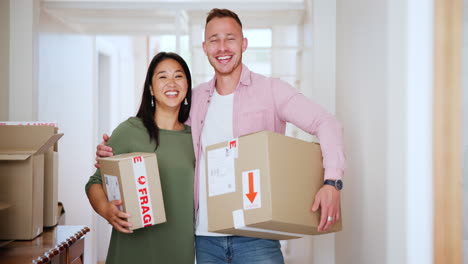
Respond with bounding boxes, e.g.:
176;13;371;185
433;0;463;263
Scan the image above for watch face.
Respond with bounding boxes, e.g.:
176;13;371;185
336;180;343;190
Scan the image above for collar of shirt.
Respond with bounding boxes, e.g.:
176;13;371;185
204;64;253;96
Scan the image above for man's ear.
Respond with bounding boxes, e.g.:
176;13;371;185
242;37;248;53
202;41;207;55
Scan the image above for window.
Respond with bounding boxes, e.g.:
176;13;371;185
243;29;272;76
149;35;191;67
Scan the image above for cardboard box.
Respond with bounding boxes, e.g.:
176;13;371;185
0;124;61;227
206;131;342;240
100;152;166;230
0;131;62;240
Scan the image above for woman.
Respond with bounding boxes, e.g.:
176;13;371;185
85;52;194;263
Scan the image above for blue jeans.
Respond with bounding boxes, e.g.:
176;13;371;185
195;235;284;264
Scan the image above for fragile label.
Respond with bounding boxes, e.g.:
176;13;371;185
132;156;154;227
104;174;123;211
207;147;236;197
242;169;261;210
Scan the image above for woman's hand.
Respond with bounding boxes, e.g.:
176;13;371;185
102;200;133;234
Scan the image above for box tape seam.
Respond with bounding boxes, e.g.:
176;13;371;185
232;209;304;238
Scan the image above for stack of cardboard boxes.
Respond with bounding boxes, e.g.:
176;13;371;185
0;123;63;240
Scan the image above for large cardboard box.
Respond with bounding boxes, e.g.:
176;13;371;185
0;131;62;240
0;124;61;227
206;131;342;240
100;152;166;230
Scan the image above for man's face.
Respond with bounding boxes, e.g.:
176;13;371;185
203;17;248;76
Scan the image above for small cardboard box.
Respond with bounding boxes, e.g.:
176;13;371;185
206;131;342;240
100;152;166;230
0;123;62;227
0;131;63;240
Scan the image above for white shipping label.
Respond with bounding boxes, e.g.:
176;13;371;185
207;147;236;197
228;138;239;158
104;174;123;211
242;169;261;210
132;156;154;227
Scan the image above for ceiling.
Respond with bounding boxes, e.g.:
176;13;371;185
41;0;306;35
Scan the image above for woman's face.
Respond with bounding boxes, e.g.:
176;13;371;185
151;58;188;110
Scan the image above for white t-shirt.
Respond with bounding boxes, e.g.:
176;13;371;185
195;88;234;236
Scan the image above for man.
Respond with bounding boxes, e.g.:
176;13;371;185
97;8;345;263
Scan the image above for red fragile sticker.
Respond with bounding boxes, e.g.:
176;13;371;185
132;156;154;227
228;138;239;158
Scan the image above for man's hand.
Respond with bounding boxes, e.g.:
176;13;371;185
94;133;113;168
102;200;133;234
311;185;341;232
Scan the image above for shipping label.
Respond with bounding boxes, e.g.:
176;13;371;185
104;174;123;211
242;169;261;210
207;147;236;197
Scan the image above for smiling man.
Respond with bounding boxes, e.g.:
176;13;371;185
188;8;346;263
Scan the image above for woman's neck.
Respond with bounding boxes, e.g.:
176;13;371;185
154;107;184;130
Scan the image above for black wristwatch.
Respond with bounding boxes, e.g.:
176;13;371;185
324;179;343;191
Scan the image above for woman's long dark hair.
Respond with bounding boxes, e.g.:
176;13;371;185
136;52;192;148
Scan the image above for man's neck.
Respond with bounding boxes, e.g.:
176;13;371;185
215;65;242;95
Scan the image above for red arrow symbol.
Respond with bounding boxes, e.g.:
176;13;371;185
246;172;257;203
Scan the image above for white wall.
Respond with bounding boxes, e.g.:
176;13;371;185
95;36;136;129
38;34;96;264
335;1;434;264
9;0;40;121
0;0;10;120
335;1;388;263
132;36;148;113
386;0;407;262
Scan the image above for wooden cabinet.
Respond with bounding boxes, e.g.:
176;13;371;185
0;225;89;264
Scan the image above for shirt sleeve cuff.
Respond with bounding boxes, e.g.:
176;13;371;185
324;168;344;180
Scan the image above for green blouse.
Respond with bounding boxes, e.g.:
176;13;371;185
85;117;195;264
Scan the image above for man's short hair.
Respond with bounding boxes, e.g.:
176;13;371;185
206;8;243;28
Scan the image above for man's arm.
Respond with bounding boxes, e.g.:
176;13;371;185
272;80;345;232
94;133;113;168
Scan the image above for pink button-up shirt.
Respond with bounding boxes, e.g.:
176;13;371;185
187;64;346;214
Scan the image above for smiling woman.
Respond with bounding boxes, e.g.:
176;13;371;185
85;52;195;264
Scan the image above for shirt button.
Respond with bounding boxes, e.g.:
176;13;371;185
201;120;203;124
